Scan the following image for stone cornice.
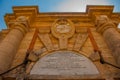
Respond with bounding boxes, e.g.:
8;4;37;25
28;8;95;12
4;5;120;30
4;6;39;29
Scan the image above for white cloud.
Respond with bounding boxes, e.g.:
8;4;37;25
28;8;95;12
118;23;120;28
53;0;111;12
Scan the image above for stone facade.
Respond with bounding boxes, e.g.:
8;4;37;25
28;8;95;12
0;5;120;80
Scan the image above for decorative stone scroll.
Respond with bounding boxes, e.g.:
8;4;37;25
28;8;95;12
38;34;53;51
51;18;75;49
30;51;99;76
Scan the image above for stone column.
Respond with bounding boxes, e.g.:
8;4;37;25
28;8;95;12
0;17;28;73
95;15;120;66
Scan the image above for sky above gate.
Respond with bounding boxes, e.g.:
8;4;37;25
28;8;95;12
0;0;120;30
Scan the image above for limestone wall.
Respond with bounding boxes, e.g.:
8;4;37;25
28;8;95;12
2;5;120;80
9;27;120;79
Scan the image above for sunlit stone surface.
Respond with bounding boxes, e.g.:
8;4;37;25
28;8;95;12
30;51;99;75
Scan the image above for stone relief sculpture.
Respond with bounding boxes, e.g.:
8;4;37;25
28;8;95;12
51;18;75;49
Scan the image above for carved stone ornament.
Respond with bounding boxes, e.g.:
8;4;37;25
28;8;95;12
95;15;118;34
51;18;75;49
51;18;75;39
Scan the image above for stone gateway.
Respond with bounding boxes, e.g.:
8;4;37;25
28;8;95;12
0;5;120;80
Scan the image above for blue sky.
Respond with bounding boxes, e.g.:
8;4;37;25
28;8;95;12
0;0;120;30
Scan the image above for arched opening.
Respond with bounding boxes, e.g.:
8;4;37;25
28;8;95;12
30;51;99;76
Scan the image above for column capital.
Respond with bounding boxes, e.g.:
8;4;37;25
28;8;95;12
12;22;28;35
95;15;118;34
8;16;29;35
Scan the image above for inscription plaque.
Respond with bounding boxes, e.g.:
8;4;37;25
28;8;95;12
30;51;99;75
